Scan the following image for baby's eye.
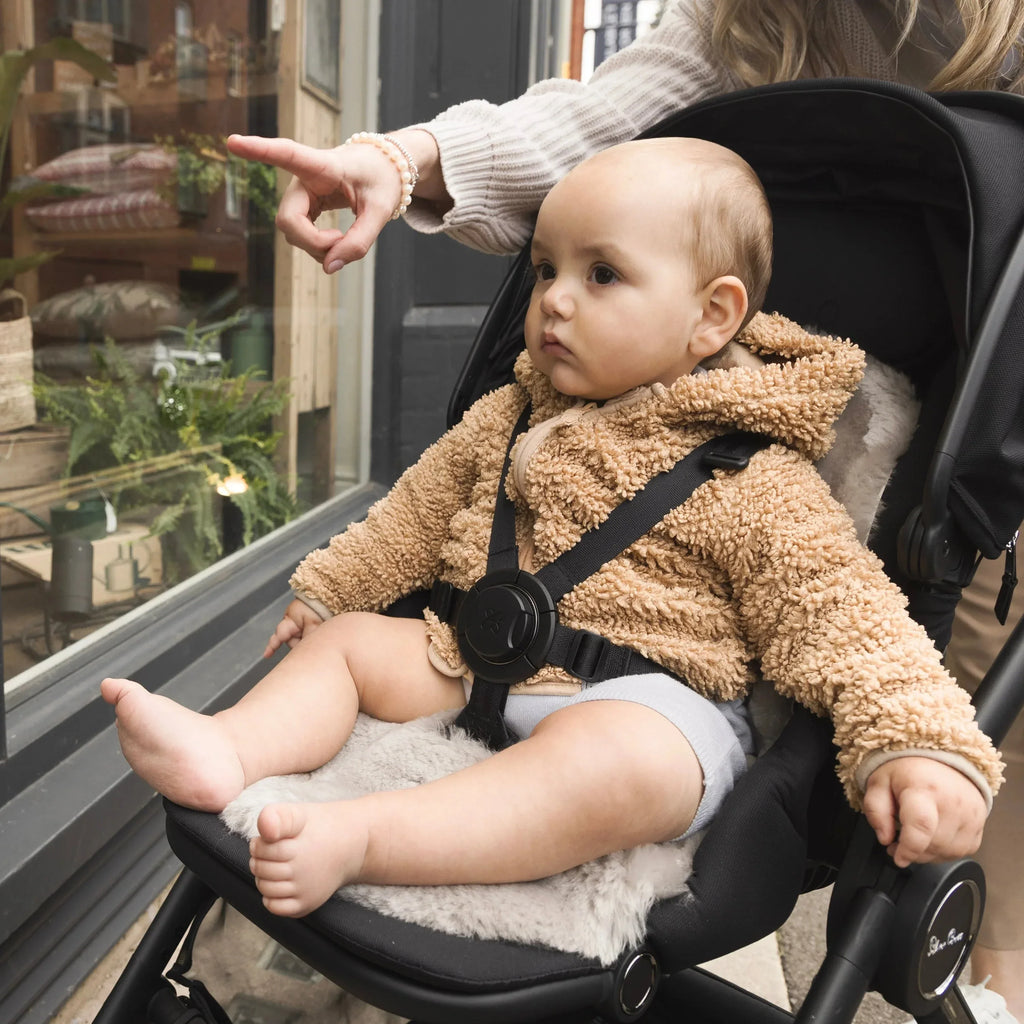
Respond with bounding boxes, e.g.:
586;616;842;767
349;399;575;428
589;264;619;286
533;261;556;282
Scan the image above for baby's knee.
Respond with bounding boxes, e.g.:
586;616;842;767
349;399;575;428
536;702;704;820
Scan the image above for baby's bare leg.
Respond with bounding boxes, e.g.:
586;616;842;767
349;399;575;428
250;700;704;916
101;613;465;811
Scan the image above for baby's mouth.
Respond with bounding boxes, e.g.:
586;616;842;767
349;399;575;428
541;331;570;354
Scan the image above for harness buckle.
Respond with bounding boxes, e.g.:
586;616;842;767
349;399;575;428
703;449;752;470
564;629;612;683
455;568;558;685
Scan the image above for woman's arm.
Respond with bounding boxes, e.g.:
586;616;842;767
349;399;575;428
226;129;448;271
230;0;735;270
406;0;737;253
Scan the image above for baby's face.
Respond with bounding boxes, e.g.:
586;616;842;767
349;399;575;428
525;159;706;402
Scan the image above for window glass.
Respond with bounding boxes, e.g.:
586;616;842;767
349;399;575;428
0;2;370;702
580;0;663;80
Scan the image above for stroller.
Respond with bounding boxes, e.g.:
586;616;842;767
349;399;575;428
95;80;1024;1024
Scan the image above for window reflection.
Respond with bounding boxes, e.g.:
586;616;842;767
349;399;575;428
1;1;355;692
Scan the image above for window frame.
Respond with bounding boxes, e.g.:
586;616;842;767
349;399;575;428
0;482;386;1019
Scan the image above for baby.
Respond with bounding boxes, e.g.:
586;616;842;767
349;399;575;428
103;137;1001;919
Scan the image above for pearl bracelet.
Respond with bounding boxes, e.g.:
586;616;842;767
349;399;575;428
344;131;420;219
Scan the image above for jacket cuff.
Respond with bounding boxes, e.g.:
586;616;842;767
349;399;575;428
293;591;332;622
855;748;994;813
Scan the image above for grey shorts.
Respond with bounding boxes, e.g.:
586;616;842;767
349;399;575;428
503;674;752;839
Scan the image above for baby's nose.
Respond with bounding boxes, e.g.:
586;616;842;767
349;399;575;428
541;278;574;317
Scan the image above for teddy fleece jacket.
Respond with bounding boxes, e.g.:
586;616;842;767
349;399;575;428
290;312;1003;808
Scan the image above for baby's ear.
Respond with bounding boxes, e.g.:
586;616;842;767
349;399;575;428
689;276;748;361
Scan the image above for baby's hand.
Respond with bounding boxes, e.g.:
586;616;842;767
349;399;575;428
862;756;987;868
263;599;325;658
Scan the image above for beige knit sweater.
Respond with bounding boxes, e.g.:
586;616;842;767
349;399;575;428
406;0;1022;255
291;312;1003;808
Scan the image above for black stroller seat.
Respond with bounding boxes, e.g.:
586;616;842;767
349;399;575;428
97;81;1024;1024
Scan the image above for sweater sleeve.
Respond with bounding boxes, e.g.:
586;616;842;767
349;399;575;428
402;0;738;255
692;446;1004;810
289;386;521;616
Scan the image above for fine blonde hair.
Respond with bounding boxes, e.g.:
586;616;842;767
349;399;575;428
708;0;1024;92
683;144;774;326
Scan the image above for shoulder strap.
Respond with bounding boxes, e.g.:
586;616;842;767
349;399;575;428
485;402;532;573
534;430;771;603
486;404;770;587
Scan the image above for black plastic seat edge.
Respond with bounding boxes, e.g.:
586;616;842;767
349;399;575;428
164;807;614;1022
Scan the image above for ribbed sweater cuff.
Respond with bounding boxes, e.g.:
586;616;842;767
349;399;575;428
403;119;528;254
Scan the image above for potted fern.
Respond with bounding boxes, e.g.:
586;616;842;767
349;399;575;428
33;326;298;582
1;38;115;430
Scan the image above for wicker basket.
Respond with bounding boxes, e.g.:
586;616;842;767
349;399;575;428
0;289;36;432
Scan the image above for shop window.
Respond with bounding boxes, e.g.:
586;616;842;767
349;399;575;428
0;1;367;703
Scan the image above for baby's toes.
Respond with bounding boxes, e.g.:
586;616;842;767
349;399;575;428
256;879;312;918
256;879;308;917
100;676;139;707
256;802;307;846
250;852;294;882
254;874;296;900
262;896;309;918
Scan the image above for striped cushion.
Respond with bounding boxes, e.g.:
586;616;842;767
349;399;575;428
31;281;185;341
25;189;180;233
32;144;176;195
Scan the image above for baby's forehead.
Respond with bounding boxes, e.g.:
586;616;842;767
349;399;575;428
531;210;694;278
548;152;708;223
537;172;695;247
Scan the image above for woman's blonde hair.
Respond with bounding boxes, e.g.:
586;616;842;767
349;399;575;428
708;0;1024;92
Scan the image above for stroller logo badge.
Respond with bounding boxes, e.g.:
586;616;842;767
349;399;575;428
482;605;504;634
927;928;965;958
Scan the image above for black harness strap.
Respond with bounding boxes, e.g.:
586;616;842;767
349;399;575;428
433;401;770;749
485;403;532;573
533;430;768;604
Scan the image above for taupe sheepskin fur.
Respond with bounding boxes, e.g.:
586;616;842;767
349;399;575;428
291;312;1002;807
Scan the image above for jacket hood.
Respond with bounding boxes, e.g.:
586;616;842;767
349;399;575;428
515;311;866;460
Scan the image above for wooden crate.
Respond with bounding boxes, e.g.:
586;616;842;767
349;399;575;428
1;523;163;606
0;424;70;539
0;423;70;488
0;315;35;432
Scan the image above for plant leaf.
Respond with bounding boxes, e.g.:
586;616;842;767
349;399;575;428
0;251;55;288
0;39;115;187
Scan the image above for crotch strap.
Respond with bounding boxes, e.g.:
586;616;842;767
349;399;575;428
431;402;770;749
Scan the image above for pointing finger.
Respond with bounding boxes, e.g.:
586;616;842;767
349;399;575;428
227;134;345;189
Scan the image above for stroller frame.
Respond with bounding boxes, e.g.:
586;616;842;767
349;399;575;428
96;80;1024;1024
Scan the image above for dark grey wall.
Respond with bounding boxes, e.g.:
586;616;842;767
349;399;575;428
0;484;384;1024
373;0;533;482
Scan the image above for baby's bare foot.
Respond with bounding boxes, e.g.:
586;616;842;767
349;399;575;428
250;802;370;917
101;677;245;811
